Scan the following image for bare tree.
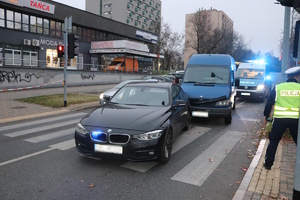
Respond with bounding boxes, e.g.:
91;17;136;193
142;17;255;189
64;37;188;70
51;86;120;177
159;23;184;70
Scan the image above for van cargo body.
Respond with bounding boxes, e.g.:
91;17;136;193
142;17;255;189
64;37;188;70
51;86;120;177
180;54;236;124
235;62;272;102
108;57;139;73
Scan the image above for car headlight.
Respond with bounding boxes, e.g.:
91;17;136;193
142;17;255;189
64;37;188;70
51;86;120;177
75;123;89;135
99;93;104;100
257;84;265;90
215;99;230;106
133;130;163;141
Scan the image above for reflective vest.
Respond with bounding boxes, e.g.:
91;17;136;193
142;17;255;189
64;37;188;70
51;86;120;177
273;82;300;119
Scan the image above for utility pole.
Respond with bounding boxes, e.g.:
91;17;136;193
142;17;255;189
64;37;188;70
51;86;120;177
63;16;72;107
282;7;291;82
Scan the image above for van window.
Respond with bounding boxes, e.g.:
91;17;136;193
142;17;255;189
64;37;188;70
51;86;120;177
109;61;122;66
183;65;230;84
236;68;264;79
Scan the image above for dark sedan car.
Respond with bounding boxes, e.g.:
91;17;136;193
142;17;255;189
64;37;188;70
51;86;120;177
75;82;191;163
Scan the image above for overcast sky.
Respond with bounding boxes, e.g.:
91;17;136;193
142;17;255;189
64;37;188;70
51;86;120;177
54;0;286;57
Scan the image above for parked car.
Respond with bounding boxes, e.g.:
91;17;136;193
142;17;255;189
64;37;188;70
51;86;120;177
99;79;143;105
75;82;191;163
168;71;185;81
141;75;174;82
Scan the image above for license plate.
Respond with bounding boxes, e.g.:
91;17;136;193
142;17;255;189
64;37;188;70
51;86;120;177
192;111;209;117
94;144;123;154
241;92;250;96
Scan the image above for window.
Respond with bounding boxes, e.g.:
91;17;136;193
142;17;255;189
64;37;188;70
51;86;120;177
50;20;55;36
43;19;49;35
77;27;82;41
30;16;36;33
23;49;38;66
37;17;43;34
22;14;29;31
4;45;21;65
6;10;13;29
72;26;77;34
0;8;4;27
56;22;61;37
14;12;21;30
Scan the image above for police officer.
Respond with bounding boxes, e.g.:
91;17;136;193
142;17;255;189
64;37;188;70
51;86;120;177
263;66;300;170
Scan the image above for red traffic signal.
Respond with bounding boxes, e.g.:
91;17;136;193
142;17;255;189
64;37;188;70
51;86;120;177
57;45;64;58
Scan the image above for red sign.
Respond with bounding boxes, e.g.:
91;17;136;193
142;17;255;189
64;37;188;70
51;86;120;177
30;0;49;11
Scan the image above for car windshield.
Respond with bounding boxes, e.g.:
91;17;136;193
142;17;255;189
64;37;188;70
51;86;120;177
183;65;230;84
109;61;122;66
236;68;264;79
110;86;170;106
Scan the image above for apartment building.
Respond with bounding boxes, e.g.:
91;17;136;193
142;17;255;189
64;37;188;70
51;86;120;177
86;0;161;33
184;9;233;66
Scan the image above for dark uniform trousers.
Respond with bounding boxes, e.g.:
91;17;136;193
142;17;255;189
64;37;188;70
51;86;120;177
265;118;298;166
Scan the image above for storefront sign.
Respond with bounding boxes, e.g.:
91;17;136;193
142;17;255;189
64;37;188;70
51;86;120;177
39;37;63;47
136;30;158;44
91;40;149;52
0;0;55;14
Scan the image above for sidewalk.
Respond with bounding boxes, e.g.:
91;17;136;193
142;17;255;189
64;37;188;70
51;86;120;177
0;85;297;200
234;139;296;200
0;84;114;123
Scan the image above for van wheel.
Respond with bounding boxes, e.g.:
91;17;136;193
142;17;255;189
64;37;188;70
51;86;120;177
224;110;232;124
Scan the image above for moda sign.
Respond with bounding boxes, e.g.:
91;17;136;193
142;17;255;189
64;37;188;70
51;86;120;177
0;0;55;14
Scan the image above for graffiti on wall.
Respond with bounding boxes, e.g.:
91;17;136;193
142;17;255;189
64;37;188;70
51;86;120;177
0;70;43;83
81;73;95;80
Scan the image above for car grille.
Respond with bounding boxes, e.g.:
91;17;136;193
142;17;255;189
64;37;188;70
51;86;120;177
189;98;216;107
237;86;257;90
109;134;130;144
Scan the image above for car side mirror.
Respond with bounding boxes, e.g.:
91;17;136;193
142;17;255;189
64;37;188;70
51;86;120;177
175;77;180;84
174;99;186;108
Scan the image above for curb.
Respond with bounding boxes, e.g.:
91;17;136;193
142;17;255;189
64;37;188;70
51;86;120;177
232;138;267;200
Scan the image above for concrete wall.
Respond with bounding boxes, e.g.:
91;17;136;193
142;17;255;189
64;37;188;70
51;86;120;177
0;67;143;90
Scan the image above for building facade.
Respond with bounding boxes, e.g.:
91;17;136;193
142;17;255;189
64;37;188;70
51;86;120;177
86;0;161;33
0;0;159;70
184;9;233;66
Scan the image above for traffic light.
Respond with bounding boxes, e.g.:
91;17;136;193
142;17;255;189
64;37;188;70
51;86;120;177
276;0;294;7
57;45;64;58
68;33;79;59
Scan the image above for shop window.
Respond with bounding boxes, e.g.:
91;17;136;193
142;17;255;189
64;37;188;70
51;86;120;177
4;47;21;65
0;8;4;27
82;28;87;42
6;10;13;29
43;19;49;35
30;16;37;33
22;14;29;31
14;12;21;30
23;50;38;67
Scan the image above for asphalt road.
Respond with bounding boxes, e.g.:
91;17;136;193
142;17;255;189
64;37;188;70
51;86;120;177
0;97;265;200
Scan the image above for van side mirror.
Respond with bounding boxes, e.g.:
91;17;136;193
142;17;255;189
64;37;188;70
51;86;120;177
235;78;240;87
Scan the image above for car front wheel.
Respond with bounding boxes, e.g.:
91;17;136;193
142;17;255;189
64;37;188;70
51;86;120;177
158;129;173;164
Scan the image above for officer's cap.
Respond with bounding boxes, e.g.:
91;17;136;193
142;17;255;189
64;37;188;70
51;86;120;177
285;66;300;77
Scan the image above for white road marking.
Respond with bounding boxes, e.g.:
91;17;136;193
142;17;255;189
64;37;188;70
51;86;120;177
0;148;54;167
121;126;211;172
235;102;245;108
171;130;244;186
0;113;85;132
49;139;75;150
4;119;79;137
24;128;74;143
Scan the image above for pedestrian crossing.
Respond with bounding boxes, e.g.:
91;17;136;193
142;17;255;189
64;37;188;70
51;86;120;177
0;112;246;187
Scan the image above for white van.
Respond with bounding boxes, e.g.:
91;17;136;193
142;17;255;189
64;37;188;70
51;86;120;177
235;62;272;102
